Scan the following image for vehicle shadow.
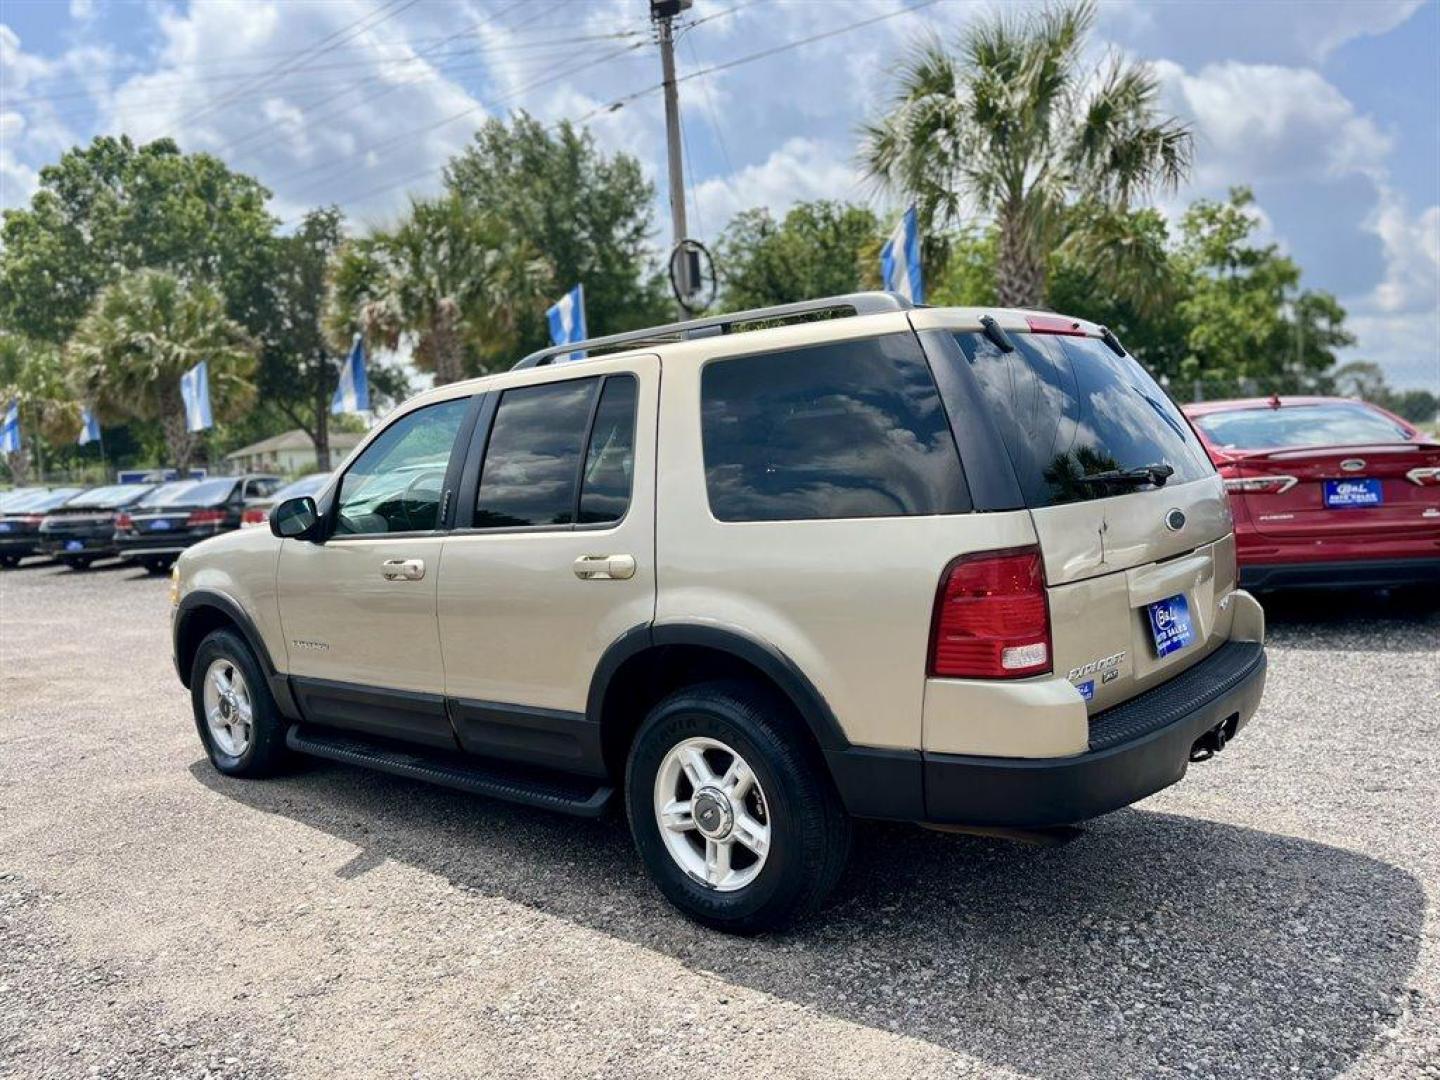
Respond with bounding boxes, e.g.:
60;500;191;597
1261;587;1440;653
192;760;1422;1079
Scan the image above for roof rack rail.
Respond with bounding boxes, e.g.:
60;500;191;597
511;291;913;370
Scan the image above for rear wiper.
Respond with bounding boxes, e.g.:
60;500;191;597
1073;463;1175;487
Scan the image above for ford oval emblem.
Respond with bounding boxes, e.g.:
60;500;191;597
1340;458;1366;472
1165;508;1186;532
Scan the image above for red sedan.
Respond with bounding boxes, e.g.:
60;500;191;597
1182;396;1440;591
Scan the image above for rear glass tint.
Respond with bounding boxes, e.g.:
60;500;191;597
1192;403;1411;450
67;484;153;509
701;333;969;522
147;478;238;506
953;332;1213;507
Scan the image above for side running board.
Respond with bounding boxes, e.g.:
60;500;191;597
285;724;614;818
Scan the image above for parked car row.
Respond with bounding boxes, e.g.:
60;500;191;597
0;474;316;571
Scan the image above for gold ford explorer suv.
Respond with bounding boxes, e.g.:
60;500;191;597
172;293;1267;931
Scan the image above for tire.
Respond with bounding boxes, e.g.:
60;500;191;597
62;556;92;570
0;554;20;569
143;556;174;574
625;679;851;933
190;628;291;778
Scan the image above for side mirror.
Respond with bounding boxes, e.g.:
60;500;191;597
271;496;322;540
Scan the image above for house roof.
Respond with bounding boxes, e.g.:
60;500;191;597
225;428;364;459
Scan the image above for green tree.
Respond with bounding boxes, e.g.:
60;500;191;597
1177;188;1352;397
716;201;880;310
0;135;275;345
859;1;1190;308
253;207;406;469
0;335;83;484
325;194;550;384
444;112;669;359
66;270;257;471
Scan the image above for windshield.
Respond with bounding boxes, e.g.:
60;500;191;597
1192;403;1413;450
272;473;330;502
65;484;154;509
953;331;1214;507
135;481;200;507
143;477;238;507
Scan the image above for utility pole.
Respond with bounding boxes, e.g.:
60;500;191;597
652;0;693;308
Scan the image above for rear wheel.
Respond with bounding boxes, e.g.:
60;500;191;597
0;554;20;569
190;629;291;778
61;556;93;570
625;680;851;933
142;556;174;574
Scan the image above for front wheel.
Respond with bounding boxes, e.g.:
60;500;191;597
190;629;291;778
625;680;851;933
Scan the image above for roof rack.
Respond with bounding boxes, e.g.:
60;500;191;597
511;291;913;370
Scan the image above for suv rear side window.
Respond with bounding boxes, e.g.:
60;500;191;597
701;333;969;522
954;332;1213;507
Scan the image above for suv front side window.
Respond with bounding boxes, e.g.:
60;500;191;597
334;398;470;535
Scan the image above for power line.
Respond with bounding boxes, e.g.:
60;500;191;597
216;0;545;159
176;0;421;128
5;29;648;110
277;0;940;222
275;40;646;204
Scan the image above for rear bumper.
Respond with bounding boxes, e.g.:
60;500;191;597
116;533;207;556
1240;557;1440;591
0;535;40;555
828;640;1267;827
39;534;117;557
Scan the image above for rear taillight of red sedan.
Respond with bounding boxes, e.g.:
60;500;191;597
1406;467;1440;487
1222;475;1297;495
929;547;1051;679
186;508;227;526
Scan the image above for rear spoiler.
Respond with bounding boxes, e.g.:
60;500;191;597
1224;441;1440;461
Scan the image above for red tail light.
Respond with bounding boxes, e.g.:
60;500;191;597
1406;467;1440;487
18;514;44;526
240;507;267;527
186;508;227;526
114;512;133;529
929;548;1051;679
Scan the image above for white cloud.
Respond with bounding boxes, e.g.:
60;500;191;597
693;137;860;239
1154;60;1391;188
1368;196;1440;315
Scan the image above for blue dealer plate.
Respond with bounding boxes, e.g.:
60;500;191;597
149;519;173;531
64;539;85;552
1324;478;1382;508
1147;593;1194;658
0;522;11;532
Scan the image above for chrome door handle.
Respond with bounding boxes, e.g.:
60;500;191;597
573;554;636;581
381;558;425;581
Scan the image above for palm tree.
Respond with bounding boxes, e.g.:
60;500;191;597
325;194;550;384
859;1;1191;309
66;270;257;471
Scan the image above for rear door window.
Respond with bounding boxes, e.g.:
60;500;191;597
474;378;599;529
953;332;1213;507
701;333;969;522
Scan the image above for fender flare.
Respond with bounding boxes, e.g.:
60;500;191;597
586;622;850;751
172;590;301;712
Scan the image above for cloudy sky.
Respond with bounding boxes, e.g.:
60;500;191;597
2;0;1437;389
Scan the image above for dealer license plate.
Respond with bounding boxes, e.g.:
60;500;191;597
1324;479;1382;508
1147;593;1194;659
64;539;85;552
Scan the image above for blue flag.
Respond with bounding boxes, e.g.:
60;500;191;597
546;283;588;361
78;407;101;446
180;360;213;433
0;399;19;455
880;205;924;304
331;334;371;414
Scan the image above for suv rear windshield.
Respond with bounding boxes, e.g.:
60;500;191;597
953;331;1213;507
701;333;969;522
1191;402;1411;450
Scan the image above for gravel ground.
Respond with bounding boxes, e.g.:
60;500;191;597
1;559;1437;1079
